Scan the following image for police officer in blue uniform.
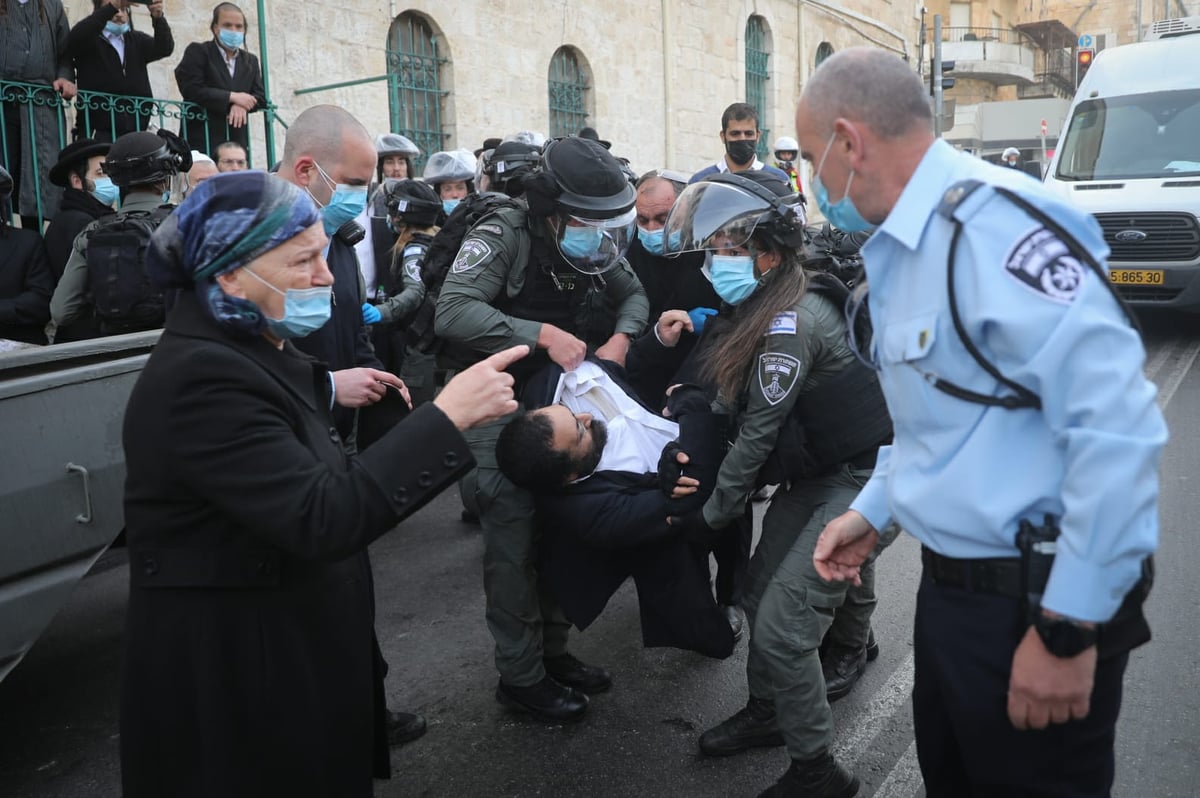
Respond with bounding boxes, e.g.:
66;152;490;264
799;48;1166;797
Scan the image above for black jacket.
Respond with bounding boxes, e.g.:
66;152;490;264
0;225;53;344
120;292;472;798
67;4;173;142
173;39;266;156
291;236;383;437
45;187;115;283
526;360;735;659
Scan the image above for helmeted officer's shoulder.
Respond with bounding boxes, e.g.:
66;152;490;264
448;206;526;278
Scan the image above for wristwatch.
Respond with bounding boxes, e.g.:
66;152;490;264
1034;613;1098;658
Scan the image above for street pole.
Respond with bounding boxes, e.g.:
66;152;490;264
256;0;276;166
1135;0;1143;42
933;14;944;139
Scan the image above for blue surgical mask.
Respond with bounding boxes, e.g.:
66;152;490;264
217;29;245;49
709;254;758;305
310;161;368;235
560;224;604;259
243;267;332;339
442;198;460;215
91;176;119;206
812;133;873;233
105;21;130;36
637;225;665;256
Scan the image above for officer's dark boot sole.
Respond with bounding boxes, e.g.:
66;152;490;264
495;686;588;724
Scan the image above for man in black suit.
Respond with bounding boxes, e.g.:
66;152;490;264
0;166;53;344
173;2;266;158
496;357;736;660
68;0;173;143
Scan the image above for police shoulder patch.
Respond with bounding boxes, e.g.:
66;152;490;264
1003;226;1086;304
758;352;802;406
766;311;798;336
404;259;421;281
474;223;504;237
451;238;493;274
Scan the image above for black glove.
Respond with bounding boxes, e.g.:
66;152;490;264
657;440;685;497
668;509;722;547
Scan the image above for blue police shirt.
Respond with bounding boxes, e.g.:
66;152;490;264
850;139;1167;623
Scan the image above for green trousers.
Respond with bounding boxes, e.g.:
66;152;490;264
742;464;876;759
463;417;571;686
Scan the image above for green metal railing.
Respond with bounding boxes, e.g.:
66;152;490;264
548;47;589;139
1;80;281;229
388;13;448;171
745;15;771;159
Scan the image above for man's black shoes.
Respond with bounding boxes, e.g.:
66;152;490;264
544;653;612;694
699;696;785;756
758;750;860;797
496;676;589;723
823;628;879;702
386;710;427;746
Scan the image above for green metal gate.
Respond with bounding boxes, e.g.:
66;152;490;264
745;16;770;159
548;47;589;139
387;13;448;170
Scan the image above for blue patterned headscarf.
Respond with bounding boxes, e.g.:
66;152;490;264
147;171;321;335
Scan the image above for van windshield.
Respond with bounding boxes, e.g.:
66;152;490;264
1055;88;1200;180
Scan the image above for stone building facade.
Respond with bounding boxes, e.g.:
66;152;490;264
62;0;923;175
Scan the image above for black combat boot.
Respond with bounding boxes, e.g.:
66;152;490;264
823;644;868;702
496;676;589;723
386;710;427;746
698;696;784;756
544;652;612;694
757;750;860;798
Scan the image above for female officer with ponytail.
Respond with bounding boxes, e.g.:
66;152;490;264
662;170;892;798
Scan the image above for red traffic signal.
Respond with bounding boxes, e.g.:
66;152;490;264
1075;47;1095;88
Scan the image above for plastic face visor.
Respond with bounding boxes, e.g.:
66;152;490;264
662;180;781;255
555;207;637;275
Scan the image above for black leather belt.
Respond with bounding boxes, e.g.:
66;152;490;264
921;546;1022;599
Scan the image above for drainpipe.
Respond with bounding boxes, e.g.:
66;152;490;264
662;0;674;169
256;0;275;165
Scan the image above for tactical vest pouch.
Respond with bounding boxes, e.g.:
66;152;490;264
86;206;172;333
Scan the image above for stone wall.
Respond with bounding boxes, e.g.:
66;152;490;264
62;0;922;174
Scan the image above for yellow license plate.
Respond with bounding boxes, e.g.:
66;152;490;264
1109;270;1164;285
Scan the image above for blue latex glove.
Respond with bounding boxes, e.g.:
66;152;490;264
687;307;718;335
362;303;382;325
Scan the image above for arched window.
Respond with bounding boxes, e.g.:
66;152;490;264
816;42;835;68
745;16;772;158
548;47;591;139
387;12;449;171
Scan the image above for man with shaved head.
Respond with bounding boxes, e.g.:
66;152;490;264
808;48;1164;798
276;104;428;761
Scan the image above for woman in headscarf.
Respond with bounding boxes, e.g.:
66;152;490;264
119;171;526;798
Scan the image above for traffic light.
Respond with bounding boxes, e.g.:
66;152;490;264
929;57;957;95
1075;48;1094;88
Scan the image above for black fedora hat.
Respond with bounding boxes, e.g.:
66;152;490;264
577;126;611;150
49;138;111;187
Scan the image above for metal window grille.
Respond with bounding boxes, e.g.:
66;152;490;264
387;13;448;171
815;42;835;68
548;48;589;139
745;16;770;158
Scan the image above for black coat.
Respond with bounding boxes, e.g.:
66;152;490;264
0;225;53;344
526;360;735;659
291;236;384;437
67;4;173;142
44;187;114;283
173;39;266;156
119;293;473;798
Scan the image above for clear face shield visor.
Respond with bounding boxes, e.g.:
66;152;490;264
661;181;774;255
554;207;637;275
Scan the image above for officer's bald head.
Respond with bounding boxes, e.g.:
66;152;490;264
281;105;373;169
799;48;932;140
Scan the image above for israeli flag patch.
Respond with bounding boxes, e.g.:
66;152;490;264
767;311;798;336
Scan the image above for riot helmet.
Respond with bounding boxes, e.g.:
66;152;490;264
483;140;540;197
523;136;637;275
423;150;476;193
103;129;191;188
377;178;441;230
503;130;547;149
663;170;806;255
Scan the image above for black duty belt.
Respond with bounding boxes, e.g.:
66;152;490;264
921;546;1022;599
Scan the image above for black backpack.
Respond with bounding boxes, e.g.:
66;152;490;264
86;205;174;333
407;193;521;353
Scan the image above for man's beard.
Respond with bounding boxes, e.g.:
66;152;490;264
574;418;608;478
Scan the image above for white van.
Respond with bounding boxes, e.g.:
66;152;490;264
1044;23;1200;311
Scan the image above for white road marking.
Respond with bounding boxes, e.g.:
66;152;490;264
1148;336;1200;410
834;652;915;767
873;740;923;798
